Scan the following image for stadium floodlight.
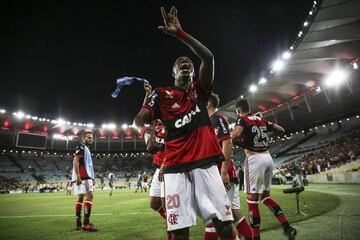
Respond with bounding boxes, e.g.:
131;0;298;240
309;11;313;15
122;124;128;130
25;115;31;119
73;122;78;126
101;123;107;129
78;123;83;127
107;123;116;130
272;60;284;72
31;116;38;120
347;118;350;121
298;31;303;37
331;122;334;125
0;109;5;114
282;51;291;60
357;116;359;118
259;77;267;85
324;69;348;87
14;111;25;120
303;21;309;27
352;62;358;70
87;123;95;128
249;84;258;93
57;118;66;126
66;121;71;126
322;124;326;128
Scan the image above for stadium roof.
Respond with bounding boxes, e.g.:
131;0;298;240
219;0;360;132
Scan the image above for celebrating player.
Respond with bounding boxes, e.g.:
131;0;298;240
231;99;296;240
135;6;233;240
71;131;97;231
205;93;252;240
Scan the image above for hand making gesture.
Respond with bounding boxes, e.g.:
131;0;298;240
158;6;182;36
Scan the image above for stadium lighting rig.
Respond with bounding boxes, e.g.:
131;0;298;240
249;84;258;93
324;69;348;88
242;0;321;97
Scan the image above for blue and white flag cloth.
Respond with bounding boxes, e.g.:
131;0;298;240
111;77;149;98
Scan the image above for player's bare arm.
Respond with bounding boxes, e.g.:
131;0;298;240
231;125;244;141
158;6;214;89
221;139;232;190
73;156;81;185
273;123;285;135
142;83;152;106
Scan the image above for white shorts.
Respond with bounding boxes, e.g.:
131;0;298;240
142;182;149;189
244;152;273;194
150;168;165;198
67;187;72;191
227;183;240;210
73;179;94;195
164;165;233;231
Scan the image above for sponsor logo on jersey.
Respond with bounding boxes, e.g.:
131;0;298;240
174;105;201;128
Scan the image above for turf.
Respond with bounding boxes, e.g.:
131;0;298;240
0;185;342;240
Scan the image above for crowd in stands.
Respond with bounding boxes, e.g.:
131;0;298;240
280;130;360;175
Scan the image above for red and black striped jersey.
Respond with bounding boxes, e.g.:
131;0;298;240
235;114;273;152
210;113;238;182
74;144;91;180
142;81;223;173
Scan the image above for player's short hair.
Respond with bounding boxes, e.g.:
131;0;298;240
208;92;220;108
235;99;250;113
82;131;93;139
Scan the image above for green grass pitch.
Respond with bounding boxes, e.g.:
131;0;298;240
0;185;342;240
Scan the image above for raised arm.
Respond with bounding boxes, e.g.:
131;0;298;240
158;6;214;89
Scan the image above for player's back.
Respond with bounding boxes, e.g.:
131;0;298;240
237;114;273;153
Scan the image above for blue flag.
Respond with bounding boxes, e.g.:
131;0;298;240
111;77;149;98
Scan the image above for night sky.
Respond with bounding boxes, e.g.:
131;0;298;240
0;0;313;125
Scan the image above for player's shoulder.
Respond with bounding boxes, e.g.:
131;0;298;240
75;143;85;150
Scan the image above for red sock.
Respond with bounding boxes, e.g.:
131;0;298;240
83;199;93;225
167;232;172;240
262;197;287;225
247;200;260;238
158;206;167;219
235;217;253;240
204;222;218;240
75;201;82;222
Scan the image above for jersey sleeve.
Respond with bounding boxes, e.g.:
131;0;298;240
211;115;230;143
141;89;161;121
235;117;246;127
74;145;84;157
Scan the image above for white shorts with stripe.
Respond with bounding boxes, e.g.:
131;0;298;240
244;152;273;194
227;182;240;210
73;179;94;195
150;168;165;198
164;165;233;231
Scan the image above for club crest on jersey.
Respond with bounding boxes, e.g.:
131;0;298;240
174;105;201;128
165;90;174;99
168;213;179;225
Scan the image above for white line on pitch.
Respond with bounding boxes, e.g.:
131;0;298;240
0;213;112;219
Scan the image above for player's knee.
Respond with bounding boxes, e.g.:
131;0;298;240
86;192;93;200
171;227;189;240
231;209;242;222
